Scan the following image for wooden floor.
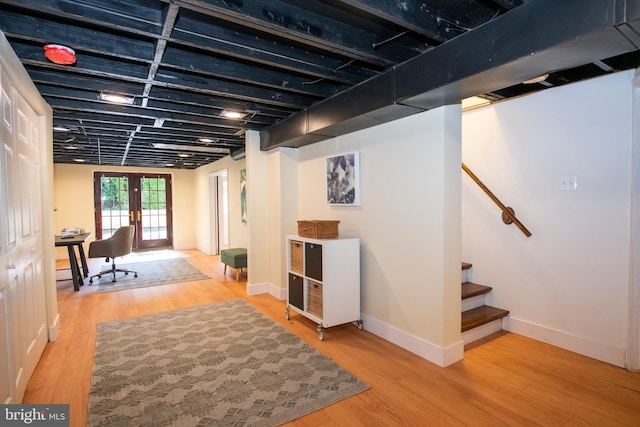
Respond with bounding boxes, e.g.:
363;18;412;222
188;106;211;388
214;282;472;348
25;249;640;426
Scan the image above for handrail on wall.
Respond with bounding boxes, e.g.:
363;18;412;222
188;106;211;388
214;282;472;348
462;162;532;238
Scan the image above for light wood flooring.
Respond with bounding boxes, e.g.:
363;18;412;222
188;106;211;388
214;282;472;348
25;249;640;426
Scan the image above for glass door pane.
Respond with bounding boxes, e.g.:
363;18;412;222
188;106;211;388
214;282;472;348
140;177;167;241
98;176;130;239
134;174;172;249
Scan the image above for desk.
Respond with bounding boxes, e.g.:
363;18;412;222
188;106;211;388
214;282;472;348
55;232;91;291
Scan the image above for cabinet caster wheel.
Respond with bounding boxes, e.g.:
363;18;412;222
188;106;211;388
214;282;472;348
134;273;138;278
285;307;290;320
317;325;324;341
355;320;363;330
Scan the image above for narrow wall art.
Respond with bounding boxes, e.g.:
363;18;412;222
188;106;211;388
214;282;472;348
326;151;360;205
240;169;247;222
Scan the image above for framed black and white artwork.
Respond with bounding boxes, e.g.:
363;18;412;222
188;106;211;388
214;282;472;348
326;151;360;206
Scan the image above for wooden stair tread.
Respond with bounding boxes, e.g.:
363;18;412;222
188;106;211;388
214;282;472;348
462;282;492;299
461;305;509;332
461;262;472;270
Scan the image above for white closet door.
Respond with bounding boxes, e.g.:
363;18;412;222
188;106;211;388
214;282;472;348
0;61;48;404
0;60;15;405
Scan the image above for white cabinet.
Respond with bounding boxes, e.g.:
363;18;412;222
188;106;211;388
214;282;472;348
285;235;361;340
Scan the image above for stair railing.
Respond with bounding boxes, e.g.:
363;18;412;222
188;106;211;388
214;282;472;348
462;162;532;238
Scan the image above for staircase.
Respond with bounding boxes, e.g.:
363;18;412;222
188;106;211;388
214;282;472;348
461;262;509;345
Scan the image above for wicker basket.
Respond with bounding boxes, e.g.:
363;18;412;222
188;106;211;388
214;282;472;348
307;280;323;317
289;240;303;274
297;220;340;239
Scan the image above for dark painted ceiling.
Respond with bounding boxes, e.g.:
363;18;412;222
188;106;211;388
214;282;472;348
0;0;639;169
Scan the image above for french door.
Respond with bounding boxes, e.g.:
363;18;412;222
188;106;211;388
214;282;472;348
93;172;173;249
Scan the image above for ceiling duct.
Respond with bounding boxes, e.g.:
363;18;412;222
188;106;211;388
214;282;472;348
260;0;640;150
231;147;246;161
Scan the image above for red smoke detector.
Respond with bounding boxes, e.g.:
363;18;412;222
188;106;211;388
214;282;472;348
43;44;76;65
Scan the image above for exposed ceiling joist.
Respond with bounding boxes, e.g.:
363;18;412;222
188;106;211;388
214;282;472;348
0;0;637;168
260;0;640;150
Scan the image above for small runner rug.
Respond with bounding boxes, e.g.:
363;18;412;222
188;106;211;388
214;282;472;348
87;299;369;426
92;257;210;293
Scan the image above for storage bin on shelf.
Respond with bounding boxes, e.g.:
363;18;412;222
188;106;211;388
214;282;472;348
297;220;340;239
289;240;303;274
307;280;323;317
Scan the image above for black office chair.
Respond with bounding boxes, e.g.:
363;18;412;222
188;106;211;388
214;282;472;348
88;225;138;283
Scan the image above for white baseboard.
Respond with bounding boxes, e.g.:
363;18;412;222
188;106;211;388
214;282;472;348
360;313;464;367
246;281;286;300
48;313;60;342
246;285;464;367
504;317;626;368
173;243;197;251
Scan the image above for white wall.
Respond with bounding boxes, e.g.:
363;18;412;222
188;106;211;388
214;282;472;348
266;146;299;294
629;70;640;371
54;164;197;256
246;132;270;289
194;155;248;253
462;70;634;367
294;106;463;366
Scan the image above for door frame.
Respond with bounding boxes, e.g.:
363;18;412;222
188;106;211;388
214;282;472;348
132;173;174;249
93;172;173;249
209;170;229;255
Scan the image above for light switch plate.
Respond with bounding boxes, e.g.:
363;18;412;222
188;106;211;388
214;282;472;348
560;176;577;191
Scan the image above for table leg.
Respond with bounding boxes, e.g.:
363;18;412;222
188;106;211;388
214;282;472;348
67;245;82;291
77;243;89;277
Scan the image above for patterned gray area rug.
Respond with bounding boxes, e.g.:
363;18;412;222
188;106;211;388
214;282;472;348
88;299;369;426
92;257;210;293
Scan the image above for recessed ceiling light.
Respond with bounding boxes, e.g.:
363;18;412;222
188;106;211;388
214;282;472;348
53;125;70;132
157;73;179;80
178;153;191;158
198;137;215;143
72;158;85;162
165;163;175;167
64;145;80;150
99;92;134;104
220;110;247;119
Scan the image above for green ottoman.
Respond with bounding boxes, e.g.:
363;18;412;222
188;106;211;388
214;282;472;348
221;248;247;281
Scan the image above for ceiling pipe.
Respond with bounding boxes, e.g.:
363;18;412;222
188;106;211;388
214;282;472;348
260;0;640;151
231;147;245;160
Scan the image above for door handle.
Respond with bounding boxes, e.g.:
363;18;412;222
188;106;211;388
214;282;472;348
130;211;134;222
138;211;141;221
